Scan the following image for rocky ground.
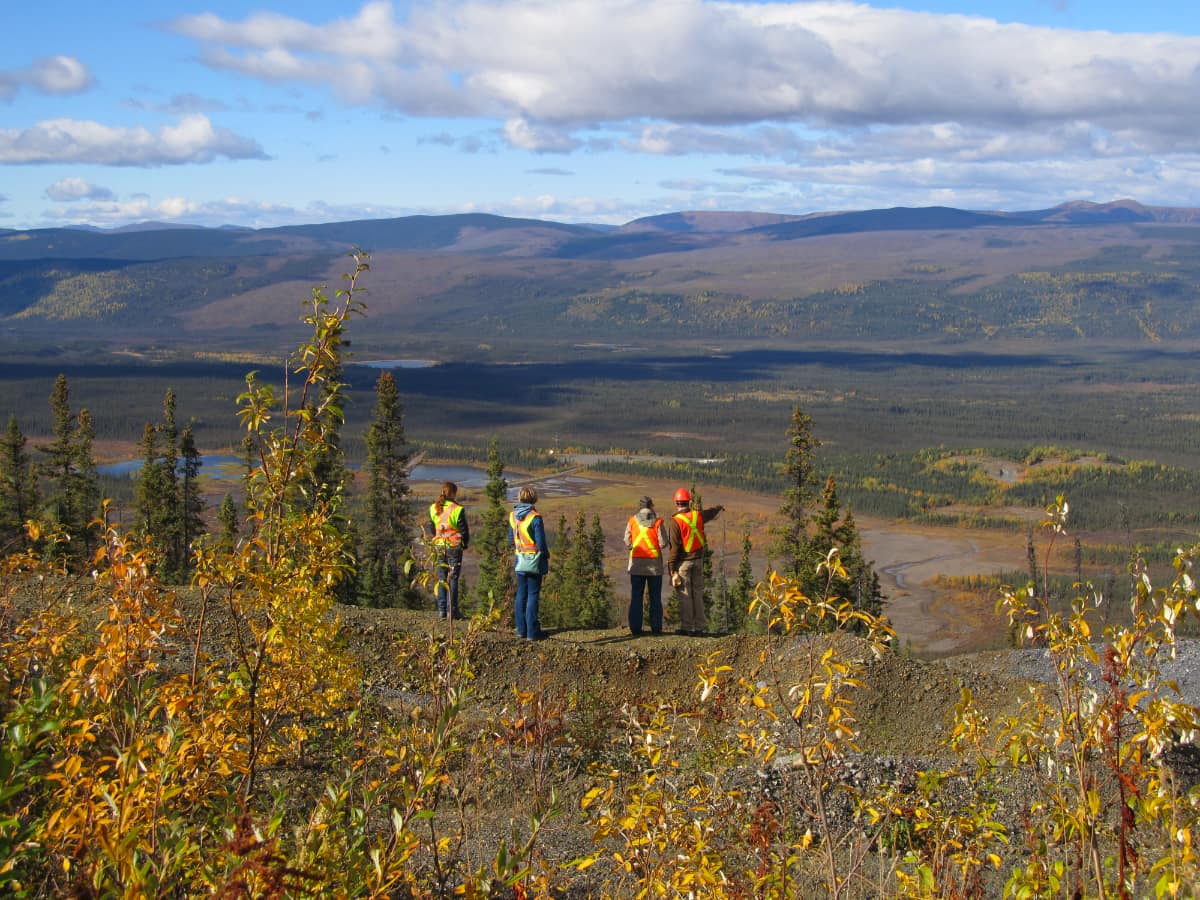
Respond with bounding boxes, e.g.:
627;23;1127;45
318;604;1200;895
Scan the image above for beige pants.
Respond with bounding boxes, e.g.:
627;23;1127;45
677;558;705;633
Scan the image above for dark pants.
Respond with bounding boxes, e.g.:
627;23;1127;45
434;547;463;618
629;574;663;634
515;572;543;638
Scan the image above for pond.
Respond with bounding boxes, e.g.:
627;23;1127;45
98;458;591;499
355;359;437;369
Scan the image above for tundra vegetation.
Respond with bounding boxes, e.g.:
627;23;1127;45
2;259;1200;897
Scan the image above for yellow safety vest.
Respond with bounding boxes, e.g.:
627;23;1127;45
430;501;464;548
629;516;663;560
510;508;540;553
673;509;706;554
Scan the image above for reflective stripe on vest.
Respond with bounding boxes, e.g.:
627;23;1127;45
510;508;539;553
629;516;662;559
673;509;705;553
430;501;463;547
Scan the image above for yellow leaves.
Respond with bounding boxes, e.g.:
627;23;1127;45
580;787;604;811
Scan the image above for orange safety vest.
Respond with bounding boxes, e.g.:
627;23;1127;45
628;516;663;560
430;501;464;548
510;508;540;553
673;509;706;554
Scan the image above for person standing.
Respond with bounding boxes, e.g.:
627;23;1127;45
624;495;669;636
510;485;550;640
426;481;469;619
666;487;724;636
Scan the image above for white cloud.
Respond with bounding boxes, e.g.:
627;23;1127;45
161;0;1200;213
501;118;579;152
0;114;268;166
169;1;1200;134
0;55;92;101
45;177;115;201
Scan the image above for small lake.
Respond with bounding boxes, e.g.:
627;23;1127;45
98;458;591;498
356;359;437;369
99;455;245;478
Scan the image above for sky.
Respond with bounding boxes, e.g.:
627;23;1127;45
2;0;1200;230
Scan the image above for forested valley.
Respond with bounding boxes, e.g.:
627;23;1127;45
5;210;1200;895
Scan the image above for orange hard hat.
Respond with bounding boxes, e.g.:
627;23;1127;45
673;487;692;504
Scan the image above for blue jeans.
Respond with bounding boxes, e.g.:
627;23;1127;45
515;572;543;638
629;574;663;634
434;548;463;618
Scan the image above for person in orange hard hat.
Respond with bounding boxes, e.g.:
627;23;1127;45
665;487;723;636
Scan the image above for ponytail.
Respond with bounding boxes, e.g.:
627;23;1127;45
435;481;458;514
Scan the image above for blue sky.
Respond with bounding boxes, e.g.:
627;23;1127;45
3;0;1199;229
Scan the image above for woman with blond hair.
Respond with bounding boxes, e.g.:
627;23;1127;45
509;485;550;640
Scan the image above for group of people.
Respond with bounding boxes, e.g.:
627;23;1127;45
424;481;723;640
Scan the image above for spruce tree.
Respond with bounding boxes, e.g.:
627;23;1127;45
179;423;205;577
134;421;169;549
559;509;591;627
38;376;99;566
541;514;571;628
71;407;100;562
0;415;37;547
729;530;755;633
580;513;613;628
474;438;512;611
133;392;202;583
706;551;732;636
159;390;183;580
39;375;79;538
359;371;415;608
811;475;884;622
771;405;821;582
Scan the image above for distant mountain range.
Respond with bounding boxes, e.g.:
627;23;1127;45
5;199;1200;350
3;200;1199;263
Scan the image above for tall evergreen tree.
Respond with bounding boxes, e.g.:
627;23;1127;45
0;415;38;547
159;390;182;578
358;371;415;607
810;476;884;619
579;514;613;628
474;438;512;610
559;509;591;626
706;550;732;636
133;391;201;583
178;423;205;575
134;421;170;550
39;375;79;534
72;407;100;561
38;376;99;565
541;513;572;628
729;530;755;633
771;405;821;581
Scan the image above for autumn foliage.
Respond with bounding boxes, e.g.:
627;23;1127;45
3;260;1200;898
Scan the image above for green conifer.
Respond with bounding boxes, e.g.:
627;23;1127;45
474;438;512;611
359;371;415;607
0;415;38;547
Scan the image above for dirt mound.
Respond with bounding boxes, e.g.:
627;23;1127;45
335;605;1036;757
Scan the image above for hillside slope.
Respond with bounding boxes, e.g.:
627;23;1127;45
5;202;1200;349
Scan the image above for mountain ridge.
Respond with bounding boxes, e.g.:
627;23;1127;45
6;199;1200;349
4;199;1200;263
